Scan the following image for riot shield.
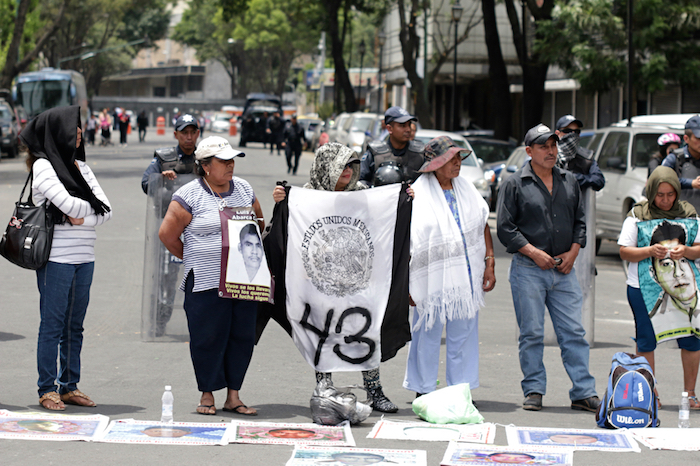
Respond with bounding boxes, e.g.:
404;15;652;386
141;172;196;342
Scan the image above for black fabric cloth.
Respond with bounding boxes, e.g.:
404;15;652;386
256;185;412;362
19;105;110;222
497;161;586;256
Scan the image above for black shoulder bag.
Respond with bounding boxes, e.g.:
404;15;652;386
0;170;54;269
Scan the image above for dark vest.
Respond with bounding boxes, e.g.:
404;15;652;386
368;140;425;184
672;147;700;210
155;147;195;174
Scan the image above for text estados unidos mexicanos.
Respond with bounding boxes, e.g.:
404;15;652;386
301;216;374;257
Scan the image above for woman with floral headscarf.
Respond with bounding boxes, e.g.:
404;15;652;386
20;105;112;411
271;142;411;413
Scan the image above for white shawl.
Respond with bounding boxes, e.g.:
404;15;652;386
409;172;489;330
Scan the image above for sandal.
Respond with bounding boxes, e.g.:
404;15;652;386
39;392;65;411
689;395;700;410
60;389;96;407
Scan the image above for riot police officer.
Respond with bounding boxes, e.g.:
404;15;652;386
141;114;200;336
662;115;700;212
360;106;424;186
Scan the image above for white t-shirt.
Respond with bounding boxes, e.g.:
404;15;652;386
618;216;640;288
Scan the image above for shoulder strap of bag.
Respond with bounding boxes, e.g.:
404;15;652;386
19;170;33;204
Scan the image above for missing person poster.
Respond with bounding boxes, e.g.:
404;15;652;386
219;208;272;302
637;218;700;343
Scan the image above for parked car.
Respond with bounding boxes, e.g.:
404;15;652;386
341;112;380;153
0;99;21;158
326;113;350;144
297;116;322;150
466;138;517;210
497;145;528;193
309;119;327;151
590;118;688;250
211;112;233;133
412;129;491;206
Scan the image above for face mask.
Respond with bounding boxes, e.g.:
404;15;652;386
557;132;579;167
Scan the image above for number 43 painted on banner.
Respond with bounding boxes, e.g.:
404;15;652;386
300;303;376;366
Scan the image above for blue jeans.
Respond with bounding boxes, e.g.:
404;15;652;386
509;253;596;400
36;261;94;397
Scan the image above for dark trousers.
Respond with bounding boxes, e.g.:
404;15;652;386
138;127;146;142
285;144;303;174
183;272;257;392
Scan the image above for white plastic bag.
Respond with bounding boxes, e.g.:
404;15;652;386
411;383;483;424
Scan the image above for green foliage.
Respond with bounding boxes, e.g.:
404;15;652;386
317;101;334;121
536;0;700;94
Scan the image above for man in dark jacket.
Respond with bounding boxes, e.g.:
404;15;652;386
267;111;285;156
283;114;306;174
554;115;605;192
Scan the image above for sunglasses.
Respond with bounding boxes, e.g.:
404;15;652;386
560;128;581;135
344;160;360;169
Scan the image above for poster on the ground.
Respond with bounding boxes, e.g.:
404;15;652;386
95;419;231;445
632;428;700;451
440;442;574;465
367;420;496;443
229;421;355;446
285;445;427;466
0;410;108;442
505;426;639;452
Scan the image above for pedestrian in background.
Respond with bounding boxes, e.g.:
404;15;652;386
159;136;263;416
404;136;495;399
497;124;599;413
85;112;96;146
282;114;306;175
137;110;148;143
118;110;130;147
20;106;112;411
266;111;284;156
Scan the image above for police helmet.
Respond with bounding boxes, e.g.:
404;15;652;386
373;161;403;186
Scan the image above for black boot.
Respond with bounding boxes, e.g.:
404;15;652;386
362;368;398;413
367;387;398;413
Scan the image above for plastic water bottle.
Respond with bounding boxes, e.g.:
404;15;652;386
679;391;690;428
161;385;174;423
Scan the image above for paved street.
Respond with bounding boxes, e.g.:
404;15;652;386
0;130;698;464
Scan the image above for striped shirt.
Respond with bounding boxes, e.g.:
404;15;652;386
31;158;113;264
173;177;256;292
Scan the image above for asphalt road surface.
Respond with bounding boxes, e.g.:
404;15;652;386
0;131;698;464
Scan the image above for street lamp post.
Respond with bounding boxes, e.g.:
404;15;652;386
452;2;463;131
358;40;366;109
377;32;386;114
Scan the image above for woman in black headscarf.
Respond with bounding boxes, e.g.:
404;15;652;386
20;106;112;411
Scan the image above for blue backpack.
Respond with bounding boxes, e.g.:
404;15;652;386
596;352;659;429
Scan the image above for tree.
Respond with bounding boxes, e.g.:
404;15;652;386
175;0;321;96
395;0;482;128
481;0;512;140
0;0;68;89
49;0;170;96
537;0;700;97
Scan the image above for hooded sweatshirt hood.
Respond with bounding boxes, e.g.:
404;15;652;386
303;142;364;192
20;105;110;217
